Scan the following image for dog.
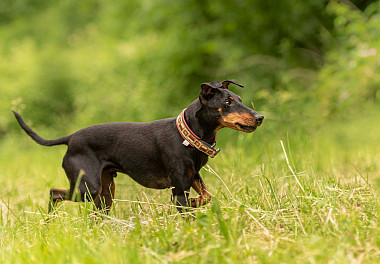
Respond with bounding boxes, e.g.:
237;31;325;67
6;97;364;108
13;79;263;213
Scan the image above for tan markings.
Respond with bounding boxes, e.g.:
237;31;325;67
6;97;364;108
49;188;69;212
93;185;103;204
50;188;68;203
191;178;203;194
187;169;195;181
94;170;116;211
190;196;209;207
219;112;255;132
228;96;234;100
190;178;212;207
214;124;223;134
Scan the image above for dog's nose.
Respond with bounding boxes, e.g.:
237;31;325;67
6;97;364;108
255;115;264;125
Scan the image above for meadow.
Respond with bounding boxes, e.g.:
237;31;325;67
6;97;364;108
1;102;379;263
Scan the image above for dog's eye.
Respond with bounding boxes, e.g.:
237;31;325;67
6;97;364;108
225;99;232;107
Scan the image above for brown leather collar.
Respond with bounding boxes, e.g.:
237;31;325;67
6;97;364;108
176;109;220;158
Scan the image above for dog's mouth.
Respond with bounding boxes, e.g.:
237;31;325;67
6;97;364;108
219;112;262;133
235;123;257;133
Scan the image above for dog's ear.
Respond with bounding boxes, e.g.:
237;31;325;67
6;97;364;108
221;79;244;89
199;81;221;104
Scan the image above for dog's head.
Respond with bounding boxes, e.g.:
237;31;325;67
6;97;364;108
199;79;264;133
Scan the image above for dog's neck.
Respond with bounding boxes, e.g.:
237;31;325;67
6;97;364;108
184;99;219;145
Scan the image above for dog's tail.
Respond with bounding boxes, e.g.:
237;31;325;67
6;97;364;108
12;111;71;146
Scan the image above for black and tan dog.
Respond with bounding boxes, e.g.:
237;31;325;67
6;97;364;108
13;80;263;213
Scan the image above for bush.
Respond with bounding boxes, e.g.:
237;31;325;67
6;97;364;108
1;0;379;137
317;1;380;117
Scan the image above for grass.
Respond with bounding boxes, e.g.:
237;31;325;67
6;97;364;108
1;109;380;263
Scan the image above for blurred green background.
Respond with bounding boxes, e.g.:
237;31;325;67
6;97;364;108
0;0;379;147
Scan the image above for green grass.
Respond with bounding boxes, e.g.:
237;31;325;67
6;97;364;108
1;111;380;263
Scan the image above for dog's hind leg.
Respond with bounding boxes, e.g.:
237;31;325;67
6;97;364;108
62;153;103;205
93;169;116;213
48;188;69;212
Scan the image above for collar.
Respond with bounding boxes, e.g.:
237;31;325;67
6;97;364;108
176;109;220;158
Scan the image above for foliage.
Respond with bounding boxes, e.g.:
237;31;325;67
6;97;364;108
1;1;377;134
1;0;335;134
317;1;380;116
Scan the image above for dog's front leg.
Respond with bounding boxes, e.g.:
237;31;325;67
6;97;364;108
171;187;190;213
169;165;197;213
190;173;212;207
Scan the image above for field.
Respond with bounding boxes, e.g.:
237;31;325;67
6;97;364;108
2;1;380;263
1;105;379;264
